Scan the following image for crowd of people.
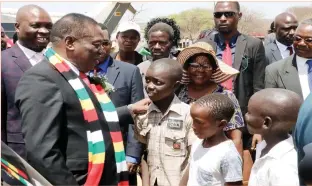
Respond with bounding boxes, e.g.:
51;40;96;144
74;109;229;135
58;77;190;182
1;1;312;186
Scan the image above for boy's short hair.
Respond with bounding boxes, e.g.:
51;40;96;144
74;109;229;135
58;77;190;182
194;93;235;122
149;58;183;82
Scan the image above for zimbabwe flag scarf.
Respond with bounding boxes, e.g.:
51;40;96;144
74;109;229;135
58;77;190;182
45;48;129;186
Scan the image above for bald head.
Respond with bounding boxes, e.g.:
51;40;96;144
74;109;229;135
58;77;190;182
15;5;52;52
250;88;302;131
274;12;298;46
149;58;183;82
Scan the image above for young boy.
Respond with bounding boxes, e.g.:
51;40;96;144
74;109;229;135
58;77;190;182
180;94;243;186
245;88;302;186
134;58;196;186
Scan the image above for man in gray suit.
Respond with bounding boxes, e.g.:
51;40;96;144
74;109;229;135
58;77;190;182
265;18;312;100
265;12;298;64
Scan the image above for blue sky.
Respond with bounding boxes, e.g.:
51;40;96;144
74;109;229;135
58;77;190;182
2;1;312;22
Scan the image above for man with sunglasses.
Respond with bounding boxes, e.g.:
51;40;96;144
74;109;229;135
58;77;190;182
201;1;266;182
90;23;145;186
265;12;298;64
265;18;312;100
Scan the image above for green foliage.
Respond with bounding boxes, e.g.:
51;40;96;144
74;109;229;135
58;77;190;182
167;8;214;40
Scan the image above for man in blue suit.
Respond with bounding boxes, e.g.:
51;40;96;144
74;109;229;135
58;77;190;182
89;24;144;185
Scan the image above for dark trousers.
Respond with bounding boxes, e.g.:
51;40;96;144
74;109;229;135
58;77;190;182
129;172;137;186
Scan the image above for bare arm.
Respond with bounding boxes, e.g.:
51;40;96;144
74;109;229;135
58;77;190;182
225;181;243;186
226;129;243;157
179;164;190;186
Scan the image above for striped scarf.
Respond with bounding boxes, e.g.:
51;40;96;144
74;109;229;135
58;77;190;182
1;158;32;186
45;48;128;186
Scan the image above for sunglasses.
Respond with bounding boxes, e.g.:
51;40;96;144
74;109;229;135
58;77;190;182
213;12;236;18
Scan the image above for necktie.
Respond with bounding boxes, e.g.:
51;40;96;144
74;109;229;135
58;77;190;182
221;41;233;91
307;60;312;92
287;46;293;56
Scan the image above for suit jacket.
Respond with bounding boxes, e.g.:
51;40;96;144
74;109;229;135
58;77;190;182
106;57;144;159
265;55;303;98
15;59;133;185
202;33;267;115
1;44;32;158
265;40;283;64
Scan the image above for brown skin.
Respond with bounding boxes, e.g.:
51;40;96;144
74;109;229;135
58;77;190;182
148;31;172;61
15;5;52;52
187;54;243;155
293;24;312;58
245;88;302;157
145;66;179;113
1;30;7;50
98;29;112;62
274;12;298;46
187;104;242;186
214;2;242;40
116;30;140;64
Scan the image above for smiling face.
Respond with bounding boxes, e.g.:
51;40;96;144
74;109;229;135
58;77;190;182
15;8;52;52
187;54;215;85
293;24;312;58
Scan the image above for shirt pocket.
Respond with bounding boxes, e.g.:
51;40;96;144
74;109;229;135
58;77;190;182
164;131;186;157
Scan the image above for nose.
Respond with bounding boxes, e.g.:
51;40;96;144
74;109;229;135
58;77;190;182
289;29;295;36
220;14;227;21
154;42;161;49
146;82;155;91
38;27;49;34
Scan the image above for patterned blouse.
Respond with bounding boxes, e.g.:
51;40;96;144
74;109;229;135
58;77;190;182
176;84;245;131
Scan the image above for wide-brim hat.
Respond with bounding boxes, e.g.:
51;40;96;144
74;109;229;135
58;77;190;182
177;42;239;84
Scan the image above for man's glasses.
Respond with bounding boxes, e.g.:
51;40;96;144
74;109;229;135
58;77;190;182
189;63;213;71
293;36;312;44
213;12;236;18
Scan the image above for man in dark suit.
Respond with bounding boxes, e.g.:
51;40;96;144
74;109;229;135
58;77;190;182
265;12;298;64
15;13;150;185
90;24;144;185
265;18;312;100
1;5;52;158
202;1;267;182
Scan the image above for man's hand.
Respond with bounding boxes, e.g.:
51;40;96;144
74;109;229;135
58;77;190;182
127;162;138;174
251;134;262;150
129;98;151;115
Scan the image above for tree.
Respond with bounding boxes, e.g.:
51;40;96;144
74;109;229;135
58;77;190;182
238;6;268;35
167;8;214;41
286;5;312;21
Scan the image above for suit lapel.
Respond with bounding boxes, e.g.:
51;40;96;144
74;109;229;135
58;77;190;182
106;60;120;86
271;41;282;61
233;34;247;71
11;45;33;72
280;55;303;97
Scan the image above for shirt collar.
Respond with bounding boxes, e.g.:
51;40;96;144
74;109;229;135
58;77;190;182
215;32;240;48
259;136;295;160
97;56;112;72
276;40;292;52
296;55;312;68
17;41;43;59
147;95;183;116
63;58;80;76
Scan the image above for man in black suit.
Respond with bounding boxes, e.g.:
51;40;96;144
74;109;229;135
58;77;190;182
1;4;52;159
265;12;298;64
15;13;150;185
265;18;312;100
90;24;144;185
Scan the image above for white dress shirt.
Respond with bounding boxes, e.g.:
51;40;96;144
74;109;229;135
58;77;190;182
249;136;299;186
16;41;45;66
276;40;293;59
296;55;311;100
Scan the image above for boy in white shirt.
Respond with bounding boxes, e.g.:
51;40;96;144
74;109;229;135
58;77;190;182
180;94;243;186
245;88;302;186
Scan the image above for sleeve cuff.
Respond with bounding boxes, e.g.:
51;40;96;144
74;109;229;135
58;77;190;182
126;156;140;164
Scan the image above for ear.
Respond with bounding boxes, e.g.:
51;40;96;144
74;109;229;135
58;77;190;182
64;36;76;51
262;116;272;130
218;119;227;129
15;22;20;33
238;12;242;20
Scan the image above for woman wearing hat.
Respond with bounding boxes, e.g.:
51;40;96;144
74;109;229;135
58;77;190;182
176;41;244;155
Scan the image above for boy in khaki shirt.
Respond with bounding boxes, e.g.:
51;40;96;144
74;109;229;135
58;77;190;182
134;58;196;186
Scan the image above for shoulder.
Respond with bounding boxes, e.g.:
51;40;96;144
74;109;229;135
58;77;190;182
1;46;17;64
243;34;263;45
113;59;137;70
22;59;59;81
266;56;292;71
